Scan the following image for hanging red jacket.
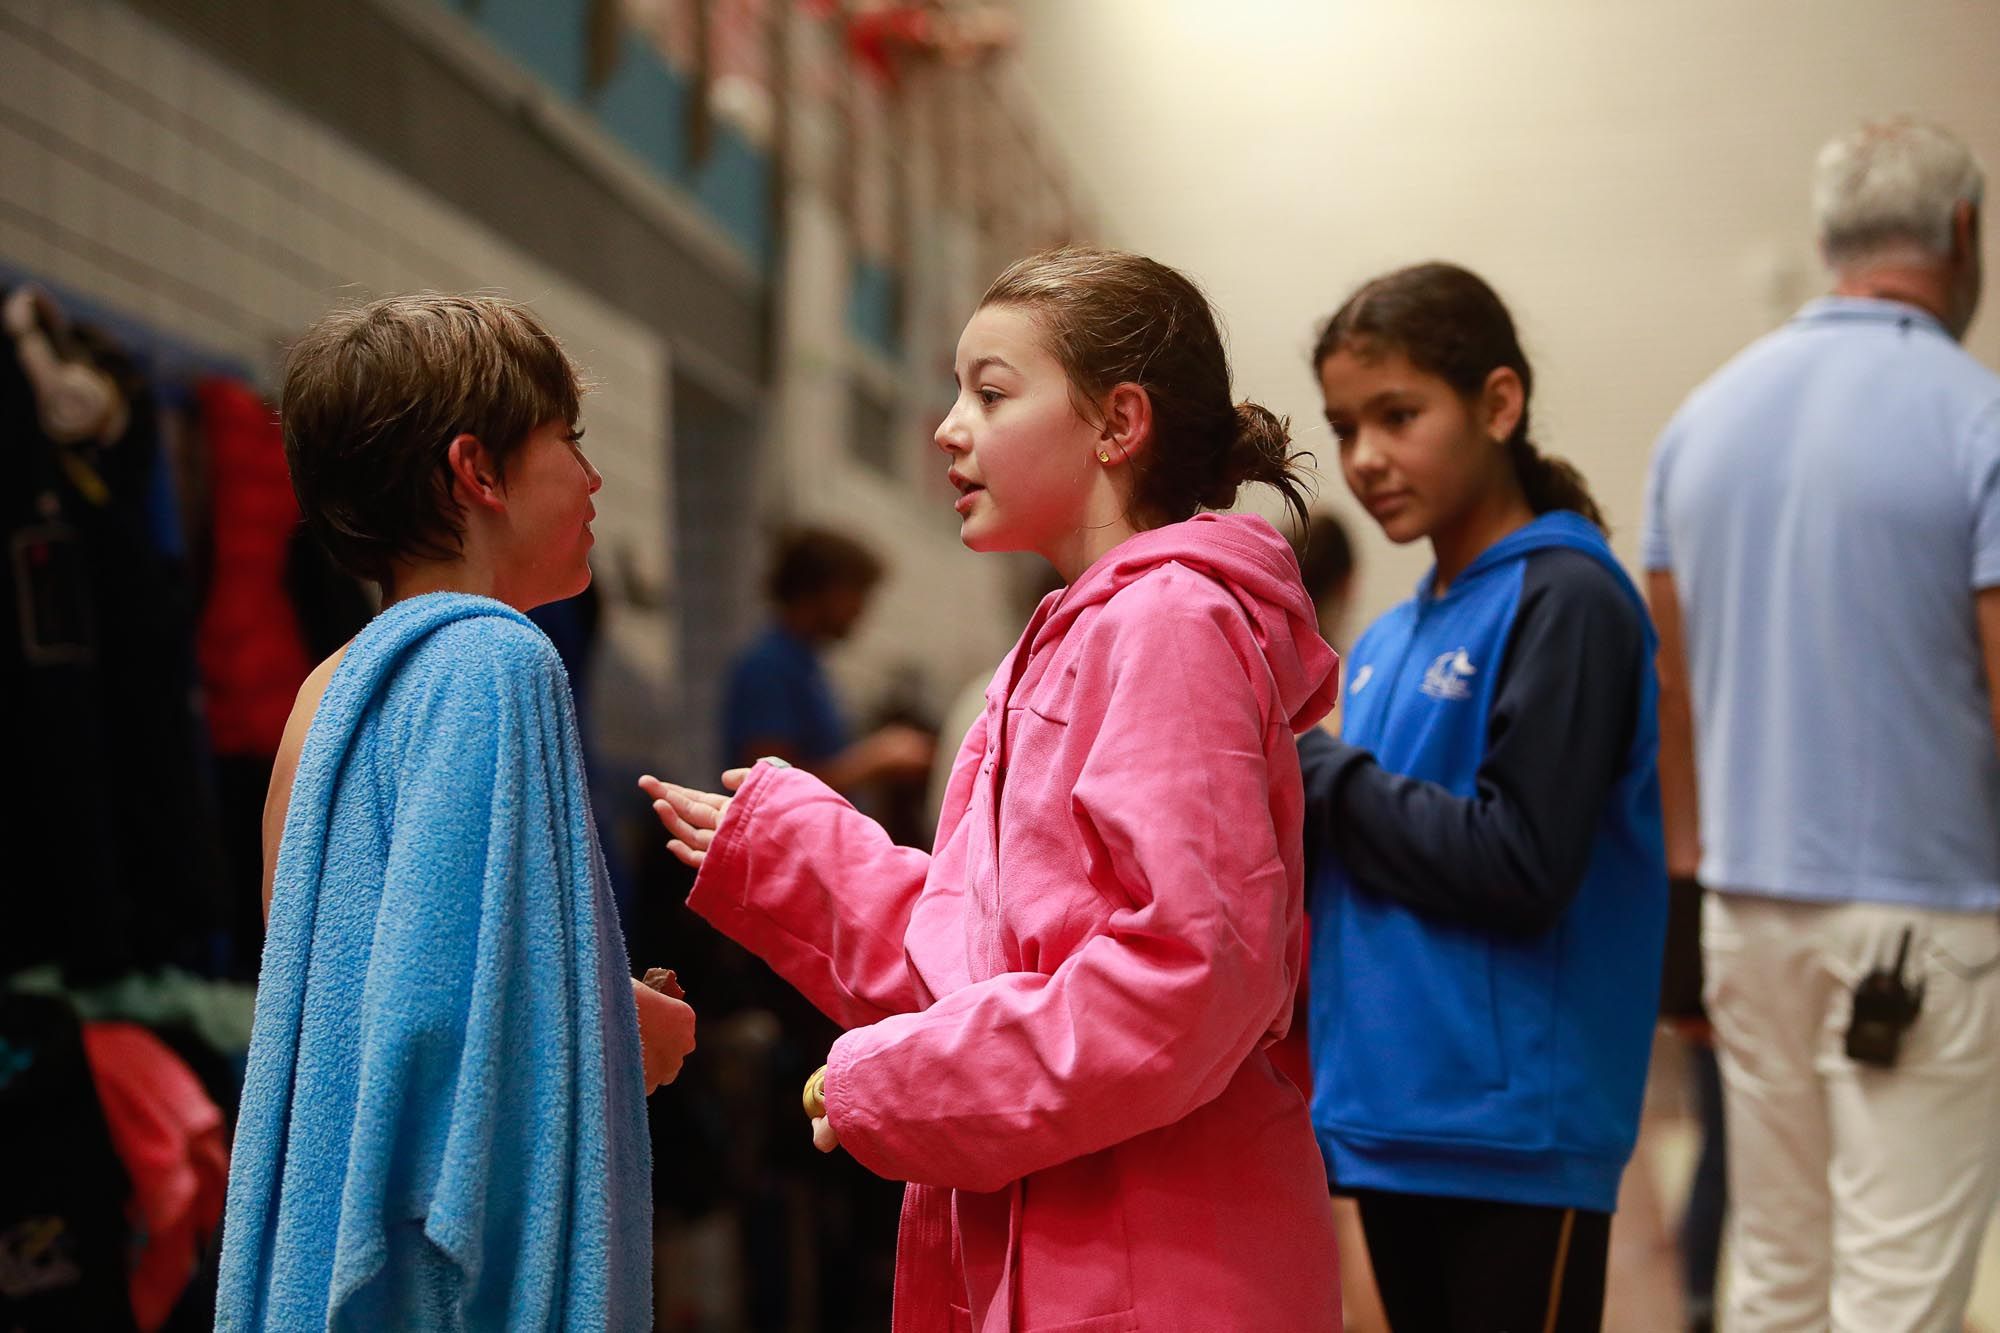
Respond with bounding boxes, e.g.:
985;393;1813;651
195;377;312;755
83;1022;228;1332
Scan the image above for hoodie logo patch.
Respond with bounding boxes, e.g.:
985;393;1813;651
1420;648;1477;701
1348;664;1374;696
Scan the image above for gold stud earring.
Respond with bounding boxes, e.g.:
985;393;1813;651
1097;449;1112;463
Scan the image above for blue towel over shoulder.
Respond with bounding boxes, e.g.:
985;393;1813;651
218;594;651;1330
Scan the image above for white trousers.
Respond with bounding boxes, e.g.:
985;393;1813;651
1704;894;2000;1332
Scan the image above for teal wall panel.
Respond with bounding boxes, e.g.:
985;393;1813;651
455;1;773;268
848;255;904;357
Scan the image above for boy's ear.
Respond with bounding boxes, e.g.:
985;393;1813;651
445;433;508;512
1099;382;1155;465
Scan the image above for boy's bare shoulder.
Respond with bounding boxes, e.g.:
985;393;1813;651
262;644;351;917
289;647;350;742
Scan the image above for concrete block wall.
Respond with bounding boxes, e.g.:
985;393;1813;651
0;0;678;764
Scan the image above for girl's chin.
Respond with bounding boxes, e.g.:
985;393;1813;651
1376;514;1430;546
958;521;1024;556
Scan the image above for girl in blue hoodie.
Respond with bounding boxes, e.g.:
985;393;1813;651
1302;263;1667;1333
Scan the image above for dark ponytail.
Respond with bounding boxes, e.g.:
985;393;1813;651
1507;437;1604;530
1312;262;1605;531
982;247;1311;532
1212;401;1309;530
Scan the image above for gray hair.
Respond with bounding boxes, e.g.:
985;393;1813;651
1813;119;1984;269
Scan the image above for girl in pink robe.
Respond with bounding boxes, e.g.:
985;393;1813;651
647;247;1342;1332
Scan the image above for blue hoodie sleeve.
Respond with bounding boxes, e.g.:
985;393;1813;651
1302;549;1646;934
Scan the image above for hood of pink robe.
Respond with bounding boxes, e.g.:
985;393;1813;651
1007;511;1338;735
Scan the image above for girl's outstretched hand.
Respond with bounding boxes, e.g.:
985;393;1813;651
638;769;750;868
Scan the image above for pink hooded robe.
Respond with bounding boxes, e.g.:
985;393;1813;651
689;513;1342;1332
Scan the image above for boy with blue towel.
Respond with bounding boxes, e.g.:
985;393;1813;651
217;295;693;1329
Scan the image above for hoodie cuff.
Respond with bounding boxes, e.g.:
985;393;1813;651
685;759;786;919
822;1028;887;1176
1298;730;1377;811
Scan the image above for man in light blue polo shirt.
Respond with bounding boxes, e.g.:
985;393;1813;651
1645;120;2000;1333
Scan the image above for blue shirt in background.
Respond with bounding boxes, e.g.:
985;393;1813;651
1644;297;2000;913
721;624;850;770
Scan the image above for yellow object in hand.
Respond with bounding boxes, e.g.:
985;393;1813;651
802;1064;828;1120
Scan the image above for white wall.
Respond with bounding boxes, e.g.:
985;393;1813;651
0;0;677;760
766;26;1054;724
769;183;1030;725
1015;0;2000;626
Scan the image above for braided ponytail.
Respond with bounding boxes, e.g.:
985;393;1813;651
1507;434;1605;530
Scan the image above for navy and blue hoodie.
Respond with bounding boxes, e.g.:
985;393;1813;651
1302;510;1667;1214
